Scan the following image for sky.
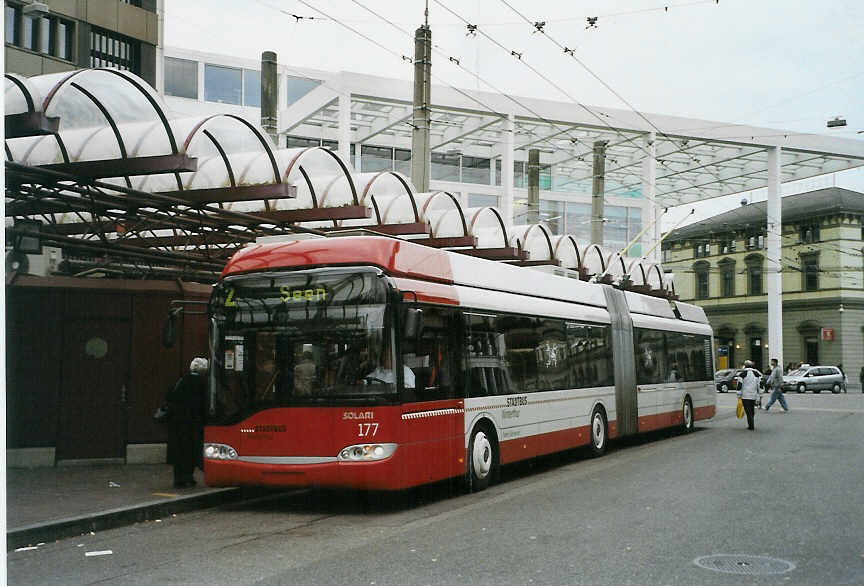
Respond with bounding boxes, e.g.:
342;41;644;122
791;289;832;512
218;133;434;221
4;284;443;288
165;0;864;229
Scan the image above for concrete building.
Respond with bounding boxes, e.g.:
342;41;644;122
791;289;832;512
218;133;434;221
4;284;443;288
662;187;864;381
4;0;160;87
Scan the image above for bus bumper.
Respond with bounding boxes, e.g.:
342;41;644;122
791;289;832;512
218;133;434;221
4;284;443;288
204;456;407;490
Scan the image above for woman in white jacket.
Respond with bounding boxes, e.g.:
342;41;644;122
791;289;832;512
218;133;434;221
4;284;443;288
737;360;760;430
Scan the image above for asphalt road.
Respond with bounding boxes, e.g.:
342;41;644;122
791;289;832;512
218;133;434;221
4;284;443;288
9;392;864;586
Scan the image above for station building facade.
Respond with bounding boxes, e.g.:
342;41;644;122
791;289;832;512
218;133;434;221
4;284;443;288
662;188;864;381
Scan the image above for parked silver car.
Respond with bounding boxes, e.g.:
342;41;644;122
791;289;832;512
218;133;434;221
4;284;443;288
782;366;845;394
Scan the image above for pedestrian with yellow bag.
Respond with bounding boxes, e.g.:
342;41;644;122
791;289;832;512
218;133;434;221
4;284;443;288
736;360;760;431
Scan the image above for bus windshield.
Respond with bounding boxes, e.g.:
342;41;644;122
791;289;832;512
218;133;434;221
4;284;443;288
208;267;396;424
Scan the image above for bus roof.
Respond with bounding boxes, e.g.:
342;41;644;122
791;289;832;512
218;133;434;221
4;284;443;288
223;236;611;310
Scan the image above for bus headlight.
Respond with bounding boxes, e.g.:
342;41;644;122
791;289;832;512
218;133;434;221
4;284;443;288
338;443;397;462
204;443;238;460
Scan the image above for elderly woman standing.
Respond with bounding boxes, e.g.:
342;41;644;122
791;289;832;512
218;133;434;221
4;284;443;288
166;357;209;488
736;360;760;431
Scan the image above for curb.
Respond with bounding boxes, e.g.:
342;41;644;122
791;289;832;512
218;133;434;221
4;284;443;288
7;487;258;551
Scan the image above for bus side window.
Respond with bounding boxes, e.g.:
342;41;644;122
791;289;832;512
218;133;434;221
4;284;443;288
466;314;508;397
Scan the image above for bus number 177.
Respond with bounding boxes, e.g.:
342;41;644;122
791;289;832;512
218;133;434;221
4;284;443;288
358;423;379;437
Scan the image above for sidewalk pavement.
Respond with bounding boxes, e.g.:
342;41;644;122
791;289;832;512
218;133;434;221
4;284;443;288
6;464;264;551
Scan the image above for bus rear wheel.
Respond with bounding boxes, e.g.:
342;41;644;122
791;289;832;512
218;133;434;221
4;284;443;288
589;407;608;457
468;425;496;492
682;397;694;433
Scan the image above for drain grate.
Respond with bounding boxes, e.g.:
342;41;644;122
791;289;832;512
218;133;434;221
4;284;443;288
694;554;796;575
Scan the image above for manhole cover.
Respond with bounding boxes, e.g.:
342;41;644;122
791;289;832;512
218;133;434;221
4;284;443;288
694;554;795;575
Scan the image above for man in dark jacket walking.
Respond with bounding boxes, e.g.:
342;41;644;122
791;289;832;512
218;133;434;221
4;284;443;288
166;357;208;488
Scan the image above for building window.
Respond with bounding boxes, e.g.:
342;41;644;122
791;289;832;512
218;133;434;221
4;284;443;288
243;69;261;107
605;206;629;251
514;161;526;188
6;6;74;60
746;256;763;296
285;75;320;106
56;20;73;60
719;260;735;297
719;238;736;254
694;241;710;258
461;155;491;185
431;152;460;182
165;57;198;99
285;135;318;149
468;193;498;208
564;202;591;240
694;261;710;299
746;233;765;250
540;200;564;234
361;145;393;172
626;207;642;256
802;253;819;291
90;28;139;73
662;248;671;264
696;271;709;299
6;5;19;44
799;224;820;243
285;136;338;151
36;15;50;53
204;64;242;105
394;148;411;176
22;13;37;50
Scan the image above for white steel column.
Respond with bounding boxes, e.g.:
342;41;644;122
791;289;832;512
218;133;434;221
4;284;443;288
641;132;658;262
338;92;351;166
767;146;783;367
501;113;515;225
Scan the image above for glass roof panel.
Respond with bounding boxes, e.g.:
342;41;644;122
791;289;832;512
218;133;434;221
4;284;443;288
466;207;507;248
551;236;580;270
4;75;34;115
5;134;65;165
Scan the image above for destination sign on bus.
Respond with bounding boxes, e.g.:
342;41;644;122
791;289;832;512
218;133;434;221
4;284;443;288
280;287;327;303
224;286;327;307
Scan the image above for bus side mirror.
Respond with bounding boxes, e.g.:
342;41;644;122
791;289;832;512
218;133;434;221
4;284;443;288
404;308;424;341
162;308;181;348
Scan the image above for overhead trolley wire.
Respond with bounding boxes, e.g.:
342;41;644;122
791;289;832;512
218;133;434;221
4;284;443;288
493;0;736;194
349;0;660;204
430;0;731;208
295;0;653;204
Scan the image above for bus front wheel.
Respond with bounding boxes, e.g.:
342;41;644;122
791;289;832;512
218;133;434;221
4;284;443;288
681;397;694;433
589;407;608;457
468;425;496;492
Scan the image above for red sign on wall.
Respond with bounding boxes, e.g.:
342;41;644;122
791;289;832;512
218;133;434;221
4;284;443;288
821;328;834;341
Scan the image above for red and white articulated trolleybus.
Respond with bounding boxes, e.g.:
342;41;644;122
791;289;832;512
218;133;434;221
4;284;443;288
204;235;715;491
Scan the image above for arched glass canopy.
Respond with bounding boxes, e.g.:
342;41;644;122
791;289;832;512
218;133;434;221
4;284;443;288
510;224;554;263
5;68;676;295
5;73;43;116
551;235;583;271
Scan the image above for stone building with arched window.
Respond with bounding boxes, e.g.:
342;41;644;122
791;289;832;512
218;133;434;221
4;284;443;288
662;187;864;383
